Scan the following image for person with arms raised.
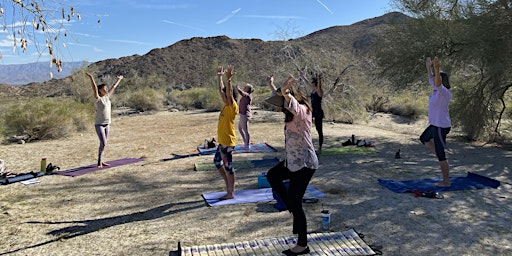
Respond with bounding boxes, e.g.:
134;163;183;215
214;65;239;200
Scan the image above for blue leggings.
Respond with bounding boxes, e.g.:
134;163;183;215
419;125;451;161
95;124;109;166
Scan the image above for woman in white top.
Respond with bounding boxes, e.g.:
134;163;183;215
86;72;124;168
419;57;452;187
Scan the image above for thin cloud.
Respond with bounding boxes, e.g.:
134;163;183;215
73;32;100;38
128;2;191;10
216;8;242;24
67;42;91;47
161;20;206;33
316;0;334;14
106;39;147;45
241;15;304;20
0;39;14;47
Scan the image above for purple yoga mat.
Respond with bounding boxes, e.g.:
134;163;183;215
56;158;144;177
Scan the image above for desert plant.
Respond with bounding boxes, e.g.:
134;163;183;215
2;98;92;142
386;91;427;118
172;87;222;111
120;88;164;112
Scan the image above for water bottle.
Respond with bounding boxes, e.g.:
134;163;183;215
321;210;330;231
40;157;47;174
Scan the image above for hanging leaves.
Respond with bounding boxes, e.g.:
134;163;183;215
8;1;81;72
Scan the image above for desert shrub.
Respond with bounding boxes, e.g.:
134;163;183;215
2;98;92;142
450;83;491;140
120;88;164;112
367;94;389;113
371;91;427;118
172;87;222;111
0;115;5;142
386;92;427;118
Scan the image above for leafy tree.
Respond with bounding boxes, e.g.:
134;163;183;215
376;0;512;140
0;0;82;71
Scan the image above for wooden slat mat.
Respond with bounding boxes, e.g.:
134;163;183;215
180;228;377;255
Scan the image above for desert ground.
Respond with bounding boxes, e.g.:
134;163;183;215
0;109;511;256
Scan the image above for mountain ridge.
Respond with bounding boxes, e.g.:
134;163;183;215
1;12;409;98
0;61;88;86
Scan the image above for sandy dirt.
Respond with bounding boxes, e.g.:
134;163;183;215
0;109;511;256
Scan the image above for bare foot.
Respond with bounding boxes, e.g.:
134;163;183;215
219;193;234;200
434;181;450;187
100;162;110;167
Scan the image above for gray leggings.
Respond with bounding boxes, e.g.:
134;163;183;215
95;124;110;165
238;114;251;146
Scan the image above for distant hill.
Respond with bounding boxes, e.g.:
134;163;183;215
1;12;410;98
0;61;88;86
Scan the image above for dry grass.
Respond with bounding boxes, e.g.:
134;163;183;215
1;109;511;255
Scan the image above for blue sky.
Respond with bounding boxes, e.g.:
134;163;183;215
0;0;393;67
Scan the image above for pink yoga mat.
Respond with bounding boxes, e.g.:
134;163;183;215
56;158;144;177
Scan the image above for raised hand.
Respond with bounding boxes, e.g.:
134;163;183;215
225;64;235;80
282;75;297;92
425;57;432;67
433;56;440;70
266;74;274;83
217;66;224;77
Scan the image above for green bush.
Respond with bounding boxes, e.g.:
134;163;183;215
2;98;93;142
172;87;222;111
120;88;164;112
0;115;5;142
386;92;428;118
369;90;428;118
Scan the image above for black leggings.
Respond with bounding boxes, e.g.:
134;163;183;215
419;125;451;161
314;117;323;148
266;161;316;247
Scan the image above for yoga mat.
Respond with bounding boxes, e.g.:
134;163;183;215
21;178;41;185
319;146;376;156
56;158;145;177
196;143;277;155
378;172;501;193
202;186;325;207
0;171;44;185
194;157;279;171
179;228;378;256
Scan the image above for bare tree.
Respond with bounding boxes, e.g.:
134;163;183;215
0;0;82;72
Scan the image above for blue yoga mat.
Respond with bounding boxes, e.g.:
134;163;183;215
202;186;324;207
378;172;500;193
197;143;277;155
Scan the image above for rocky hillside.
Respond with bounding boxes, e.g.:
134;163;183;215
2;12;410;98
